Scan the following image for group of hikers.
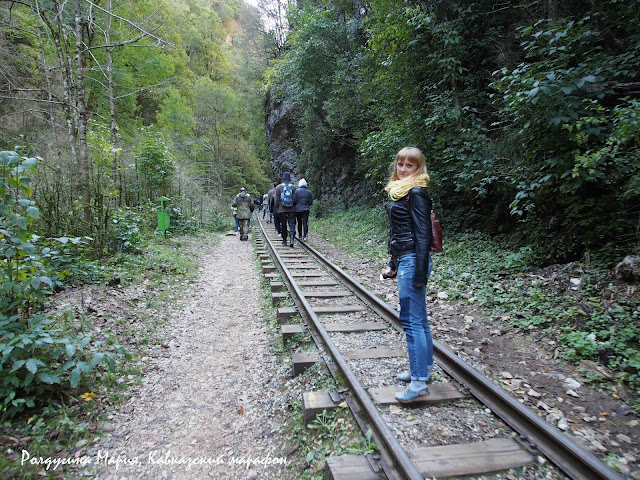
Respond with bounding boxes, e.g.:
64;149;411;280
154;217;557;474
232;147;435;404
231;172;313;246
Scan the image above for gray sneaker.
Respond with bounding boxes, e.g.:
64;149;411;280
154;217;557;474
395;385;430;403
397;371;434;383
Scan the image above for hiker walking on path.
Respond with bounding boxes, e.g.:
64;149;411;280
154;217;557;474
382;147;434;403
232;205;239;232
262;192;270;222
275;172;297;247
232;187;254;241
293;178;313;241
268;182;280;233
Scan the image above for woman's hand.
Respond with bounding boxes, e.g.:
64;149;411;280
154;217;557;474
381;267;397;279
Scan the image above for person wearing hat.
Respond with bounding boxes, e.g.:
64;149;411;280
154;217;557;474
293;178;313;241
274;172;297;247
231;187;254;241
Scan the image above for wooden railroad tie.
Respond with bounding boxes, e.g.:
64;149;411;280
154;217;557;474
297;280;339;287
271;291;288;306
277;307;297;323
262;265;276;274
292;352;321;376
325;438;533;480
270;281;284;292
282;323;386;341
312;305;365;314
343;348;405;360
303;391;342;426
282;324;305;342
323;322;387;333
277;305;366;323
302;291;352;298
368;382;469;405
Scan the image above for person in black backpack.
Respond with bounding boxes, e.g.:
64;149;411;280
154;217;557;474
275;172;297;247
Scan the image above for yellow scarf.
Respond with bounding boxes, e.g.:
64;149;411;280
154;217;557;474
386;173;430;201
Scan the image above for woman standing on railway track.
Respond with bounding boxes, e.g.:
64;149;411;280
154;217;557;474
383;146;434;403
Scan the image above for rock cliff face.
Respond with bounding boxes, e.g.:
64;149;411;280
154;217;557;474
265;92;300;183
265;90;374;212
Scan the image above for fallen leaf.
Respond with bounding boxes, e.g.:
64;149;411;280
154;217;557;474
161;343;170;348
237;407;244;414
389;405;402;414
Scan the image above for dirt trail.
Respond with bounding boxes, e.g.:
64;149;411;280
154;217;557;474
91;234;295;480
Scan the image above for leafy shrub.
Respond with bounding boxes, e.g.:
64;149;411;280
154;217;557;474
167;206;198;234
107;206;145;253
558;331;599;361
0;312;125;417
503;245;536;273
0;151;128;418
206;212;232;232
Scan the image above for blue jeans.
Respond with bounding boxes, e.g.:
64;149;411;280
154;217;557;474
397;253;433;381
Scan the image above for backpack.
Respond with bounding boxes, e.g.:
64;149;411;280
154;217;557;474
280;183;293;207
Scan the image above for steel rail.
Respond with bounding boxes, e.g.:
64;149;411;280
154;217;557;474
296;239;624;480
257;222;423;480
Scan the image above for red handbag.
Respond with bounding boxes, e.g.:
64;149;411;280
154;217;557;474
430;211;443;253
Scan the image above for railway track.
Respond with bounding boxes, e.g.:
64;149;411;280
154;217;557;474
255;219;624;480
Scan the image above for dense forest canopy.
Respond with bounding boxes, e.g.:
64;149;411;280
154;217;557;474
268;0;640;263
1;0;272;249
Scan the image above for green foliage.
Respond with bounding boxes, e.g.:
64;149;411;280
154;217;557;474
270;0;640;262
206;211;234;231
312;206;388;260
0;152;128;418
292;404;377;479
167;206;199;235
558;331;599;360
156;90;196;139
134;129;175;201
108;206;146;253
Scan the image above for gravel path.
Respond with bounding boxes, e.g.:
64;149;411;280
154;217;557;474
79;227;638;480
91;234;297;480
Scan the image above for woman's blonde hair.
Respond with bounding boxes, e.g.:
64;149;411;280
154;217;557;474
387;147;429;184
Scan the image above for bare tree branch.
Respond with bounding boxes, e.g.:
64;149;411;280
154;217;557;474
81;0;175;48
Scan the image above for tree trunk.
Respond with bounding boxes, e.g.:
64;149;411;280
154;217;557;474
74;0;93;232
106;0;121;206
32;6;57;147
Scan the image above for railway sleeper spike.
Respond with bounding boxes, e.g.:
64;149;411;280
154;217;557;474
365;453;383;474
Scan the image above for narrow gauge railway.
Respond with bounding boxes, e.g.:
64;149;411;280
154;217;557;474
255;218;624;480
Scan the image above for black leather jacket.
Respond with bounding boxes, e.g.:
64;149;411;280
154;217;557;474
387;187;432;286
